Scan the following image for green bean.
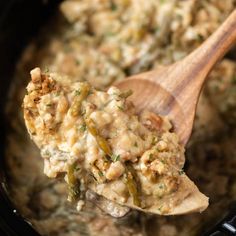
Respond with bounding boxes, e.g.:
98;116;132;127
85;118;112;157
67;163;81;202
70;83;91;116
124;162;142;207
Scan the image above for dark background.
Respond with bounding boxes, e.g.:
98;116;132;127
0;1;60;235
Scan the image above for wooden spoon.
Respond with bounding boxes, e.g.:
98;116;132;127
116;10;236;145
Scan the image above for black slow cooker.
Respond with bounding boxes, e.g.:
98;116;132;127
0;1;236;235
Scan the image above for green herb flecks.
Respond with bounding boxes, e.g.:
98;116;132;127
160;160;166;164
111;154;120;162
149;153;154;161
117;105;124;111
158;205;163;211
152;136;158;145
158;183;165;189
44;67;49;73
75;59;81;66
110;0;117;11
79;123;87;132
197;33;204;42
75;89;81;96
55;91;60;96
43;150;51;157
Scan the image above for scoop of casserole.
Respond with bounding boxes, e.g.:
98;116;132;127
23;68;208;215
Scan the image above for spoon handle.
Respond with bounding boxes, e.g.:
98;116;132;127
169;9;236;141
181;9;236;93
161;9;236;143
176;9;236;101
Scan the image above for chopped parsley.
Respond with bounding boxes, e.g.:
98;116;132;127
88;90;93;96
160;160;166;164
43;150;51;157
158;183;165;189
81;108;86;116
98;171;104;177
90;173;98;182
178;169;184;175
149;153;154;161
75;90;81;96
134;141;138;147
152;136;158;145
117;105;124;111
158;205;163;211
55;91;60;96
111;154;120;162
76;59;80;65
197;33;204;42
79;124;87;132
110;1;117;11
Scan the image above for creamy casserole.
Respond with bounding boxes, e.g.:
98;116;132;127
5;0;236;235
23;68;208;215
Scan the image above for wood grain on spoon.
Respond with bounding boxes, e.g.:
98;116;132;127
116;10;236;145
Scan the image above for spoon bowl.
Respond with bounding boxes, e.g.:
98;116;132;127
117;72;186;142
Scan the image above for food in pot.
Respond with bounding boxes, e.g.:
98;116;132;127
5;0;236;235
23;68;208;215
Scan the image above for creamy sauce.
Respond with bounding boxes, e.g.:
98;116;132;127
23;68;207;215
5;0;236;235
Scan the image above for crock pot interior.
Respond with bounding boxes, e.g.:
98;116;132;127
0;2;236;236
0;1;60;235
